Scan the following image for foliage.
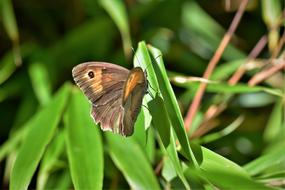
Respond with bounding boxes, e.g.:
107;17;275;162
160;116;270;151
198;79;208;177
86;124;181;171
0;0;284;189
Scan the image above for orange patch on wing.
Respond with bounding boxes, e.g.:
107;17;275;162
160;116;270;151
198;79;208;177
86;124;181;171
123;69;145;102
89;68;104;93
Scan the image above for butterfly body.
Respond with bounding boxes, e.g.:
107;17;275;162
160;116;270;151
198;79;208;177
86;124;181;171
72;62;147;136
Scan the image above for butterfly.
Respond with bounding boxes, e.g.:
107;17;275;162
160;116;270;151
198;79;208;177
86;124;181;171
72;62;148;137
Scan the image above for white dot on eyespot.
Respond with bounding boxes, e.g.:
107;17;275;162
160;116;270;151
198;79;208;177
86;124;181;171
235;137;253;155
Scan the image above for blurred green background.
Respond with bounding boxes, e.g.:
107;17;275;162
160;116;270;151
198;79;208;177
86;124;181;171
0;0;284;189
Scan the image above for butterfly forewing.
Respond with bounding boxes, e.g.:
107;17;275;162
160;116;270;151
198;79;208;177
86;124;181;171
72;62;129;133
72;62;147;137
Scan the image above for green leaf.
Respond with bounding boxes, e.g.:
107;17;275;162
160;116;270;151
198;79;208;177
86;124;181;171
10;83;70;190
165;130;190;190
148;96;170;147
173;80;282;97
0;43;36;85
0;127;26;162
106;133;160;190
243;145;285;176
134;42;170;147
37;130;66;190
65;87;103;190
99;0;132;58
196;116;244;144
147;44;197;166
28;62;52;106
199;146;274;190
0;0;18;42
135;42;192;189
263;99;283;142
0;0;21;65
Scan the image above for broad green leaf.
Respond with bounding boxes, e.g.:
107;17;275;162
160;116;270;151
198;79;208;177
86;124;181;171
131;111;155;164
65;88;103;190
199;146;274;190
134;42;170;146
162;156;177;182
10;83;70;190
148;44;197;166
148;96;170;147
243;145;285;176
106;133;160;190
165;130;190;190
99;0;132;58
37;130;66;190
135;42;191;189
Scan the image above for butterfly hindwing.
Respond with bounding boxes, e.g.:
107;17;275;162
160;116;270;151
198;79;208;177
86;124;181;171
122;67;148;136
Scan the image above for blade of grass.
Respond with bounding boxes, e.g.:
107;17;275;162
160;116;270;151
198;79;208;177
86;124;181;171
173;80;283;97
199;146;274;190
28;62;52;106
147;44;198;167
0;43;36;85
106;133;160;190
10;83;70;190
99;0;132;58
135;42;191;189
65;87;103;190
263;98;283;142
37;130;66;190
196;116;244;144
0;0;21;65
243;145;285;176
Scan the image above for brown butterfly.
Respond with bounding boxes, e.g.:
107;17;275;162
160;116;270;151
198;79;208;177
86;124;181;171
72;62;148;137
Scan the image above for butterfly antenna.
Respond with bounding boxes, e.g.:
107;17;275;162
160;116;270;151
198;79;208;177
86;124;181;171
131;47;143;68
145;53;162;71
131;47;153;72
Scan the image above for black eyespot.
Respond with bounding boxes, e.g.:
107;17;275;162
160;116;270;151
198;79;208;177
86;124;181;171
88;71;94;79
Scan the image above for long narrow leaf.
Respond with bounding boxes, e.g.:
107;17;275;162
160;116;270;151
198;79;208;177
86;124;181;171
10;83;70;190
106;133;160;190
65;88;103;190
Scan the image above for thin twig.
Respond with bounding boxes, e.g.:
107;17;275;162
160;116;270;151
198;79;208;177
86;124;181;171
184;0;249;131
248;60;285;86
248;31;285;85
228;35;268;85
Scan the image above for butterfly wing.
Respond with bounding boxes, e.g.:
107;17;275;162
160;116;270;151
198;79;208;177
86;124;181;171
121;67;148;136
72;62;129;133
